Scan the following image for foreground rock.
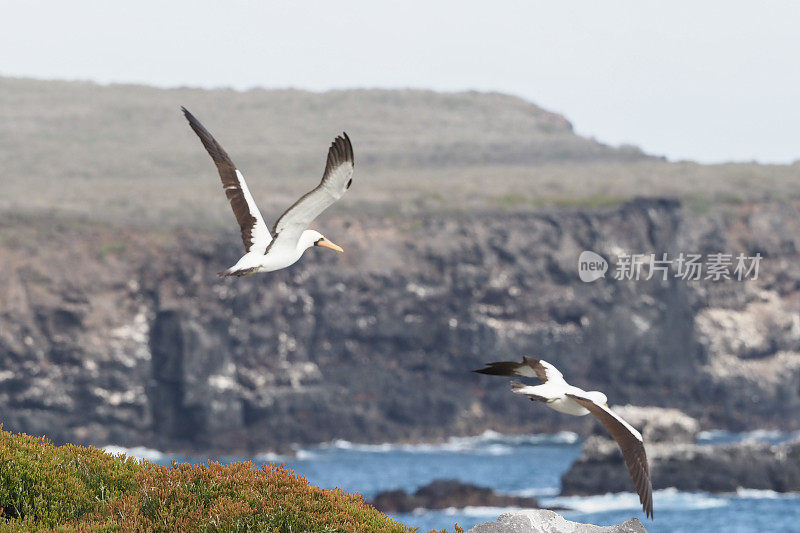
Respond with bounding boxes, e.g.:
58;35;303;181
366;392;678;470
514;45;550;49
371;479;541;513
468;510;647;533
563;406;800;494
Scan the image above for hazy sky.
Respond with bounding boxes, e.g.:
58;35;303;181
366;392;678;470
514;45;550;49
2;1;798;163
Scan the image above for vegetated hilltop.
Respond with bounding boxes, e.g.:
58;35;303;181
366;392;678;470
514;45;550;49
0;425;414;532
1;75;799;231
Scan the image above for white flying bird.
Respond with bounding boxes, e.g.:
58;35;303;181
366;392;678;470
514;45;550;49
474;356;653;519
182;107;354;277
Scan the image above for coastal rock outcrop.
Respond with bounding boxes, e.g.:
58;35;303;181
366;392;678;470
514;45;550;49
468;510;647;533
563;407;800;495
371;479;541;513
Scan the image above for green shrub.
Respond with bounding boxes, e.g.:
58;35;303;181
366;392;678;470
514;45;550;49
0;425;419;532
0;425;141;527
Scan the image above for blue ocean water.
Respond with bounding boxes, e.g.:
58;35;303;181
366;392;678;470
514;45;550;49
105;431;800;532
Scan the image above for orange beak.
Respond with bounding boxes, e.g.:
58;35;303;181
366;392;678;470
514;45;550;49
317;238;344;252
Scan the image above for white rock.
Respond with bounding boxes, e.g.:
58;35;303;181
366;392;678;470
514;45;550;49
468;510;648;533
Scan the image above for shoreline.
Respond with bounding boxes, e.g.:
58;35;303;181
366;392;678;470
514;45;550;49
99;426;799;463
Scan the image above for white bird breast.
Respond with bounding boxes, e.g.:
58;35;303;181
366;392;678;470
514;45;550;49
547;396;591;416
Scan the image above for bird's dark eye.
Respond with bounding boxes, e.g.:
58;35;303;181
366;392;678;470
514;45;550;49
346;178;353;189
315;238;324;246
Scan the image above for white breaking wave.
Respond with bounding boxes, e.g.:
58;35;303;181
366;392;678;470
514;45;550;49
510;486;561;498
734;488;800;499
698;429;800;445
410;505;534;517
696;429;730;442
545;487;728;514
103;444;167;462
103;445;287;464
105;430;580;464
305;430;579;457
294;449;321;460
741;429;785;441
400;487;741;516
450;505;537;517
254;451;285;462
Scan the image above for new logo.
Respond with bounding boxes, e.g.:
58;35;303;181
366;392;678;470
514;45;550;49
578;250;608;282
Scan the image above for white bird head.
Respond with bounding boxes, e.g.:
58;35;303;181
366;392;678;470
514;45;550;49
300;230;343;253
587;391;609;406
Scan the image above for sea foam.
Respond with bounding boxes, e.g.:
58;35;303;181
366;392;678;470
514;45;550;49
545;487;728;514
302;430;579;457
103;444;167;462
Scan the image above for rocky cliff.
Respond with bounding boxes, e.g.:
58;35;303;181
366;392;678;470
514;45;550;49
1;198;800;453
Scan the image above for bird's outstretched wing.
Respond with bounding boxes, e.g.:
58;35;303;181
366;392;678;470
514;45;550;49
182;107;272;254
474;357;565;385
268;133;354;250
567;393;653;519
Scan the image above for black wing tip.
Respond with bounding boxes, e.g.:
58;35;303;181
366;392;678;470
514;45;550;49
344;132;353;162
329;132;354;164
323;131;354;177
473;363;502;375
472;361;519;376
644;485;653;519
180;107;229;155
180;107;212;137
180;106;203;130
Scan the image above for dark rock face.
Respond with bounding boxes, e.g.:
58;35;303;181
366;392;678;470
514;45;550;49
1;199;800;453
468;510;647;533
371;479;540;513
647;439;800;492
562;434;800;495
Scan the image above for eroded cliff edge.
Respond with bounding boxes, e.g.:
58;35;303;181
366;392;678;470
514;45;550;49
1;198;799;453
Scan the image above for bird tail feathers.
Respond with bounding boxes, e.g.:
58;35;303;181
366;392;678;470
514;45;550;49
510;381;549;403
218;266;258;277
